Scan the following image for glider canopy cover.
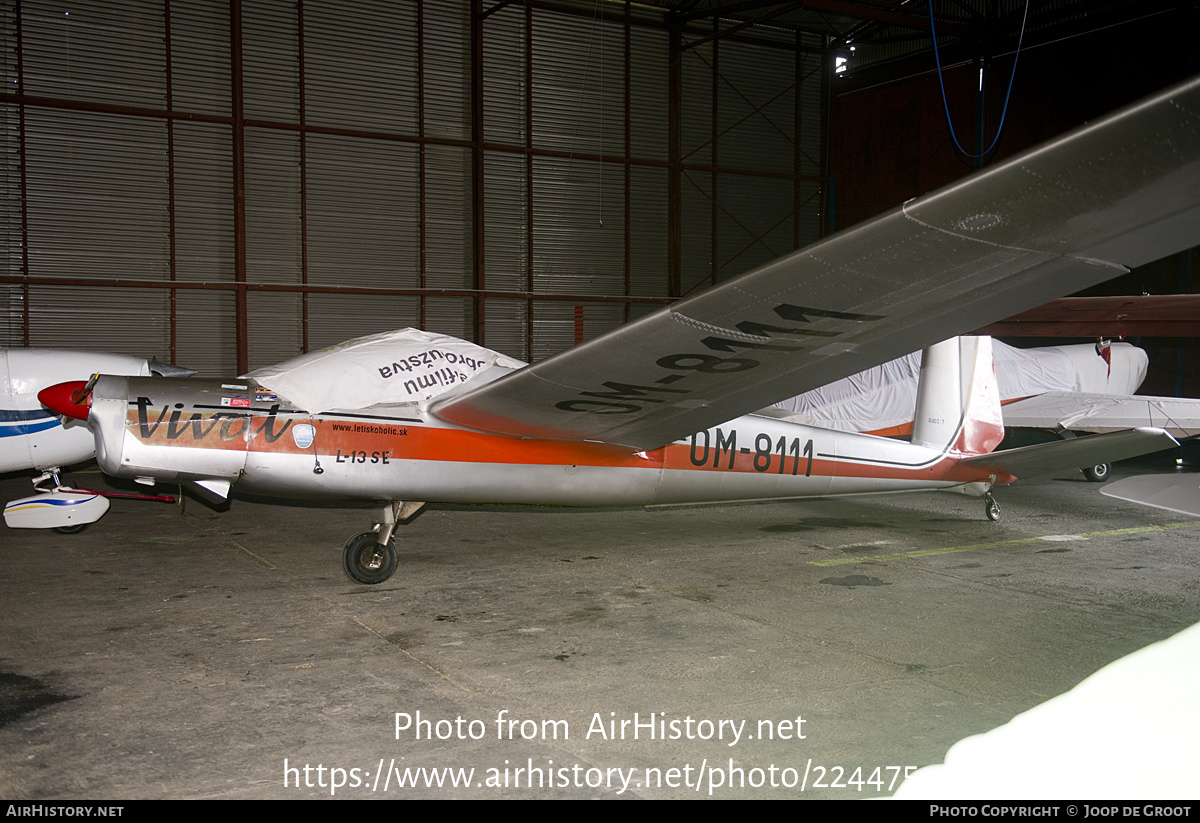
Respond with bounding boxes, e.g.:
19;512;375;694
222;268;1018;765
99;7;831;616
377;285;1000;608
245;328;526;415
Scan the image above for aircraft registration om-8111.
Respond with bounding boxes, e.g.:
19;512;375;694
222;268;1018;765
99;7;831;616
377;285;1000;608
38;74;1200;584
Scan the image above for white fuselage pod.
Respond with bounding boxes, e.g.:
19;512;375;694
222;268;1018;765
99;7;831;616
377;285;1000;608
87;376;1001;507
0;348;151;473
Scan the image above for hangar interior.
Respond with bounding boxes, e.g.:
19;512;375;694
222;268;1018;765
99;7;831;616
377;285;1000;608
4;0;1196;386
3;0;1200;801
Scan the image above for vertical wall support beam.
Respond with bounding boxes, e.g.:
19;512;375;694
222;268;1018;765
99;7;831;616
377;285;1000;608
230;0;248;374
623;0;631;323
821;43;833;236
16;0;29;345
166;0;177;364
417;0;426;334
793;30;802;250
710;16;718;287
298;0;309;351
525;3;534;359
470;0;486;345
667;18;682;298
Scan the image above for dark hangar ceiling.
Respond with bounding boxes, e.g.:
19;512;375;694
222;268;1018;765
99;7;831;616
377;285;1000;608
620;0;1190;86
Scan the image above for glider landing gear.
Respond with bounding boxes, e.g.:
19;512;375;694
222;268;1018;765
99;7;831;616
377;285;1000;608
984;492;1001;522
342;532;398;585
340;500;426;585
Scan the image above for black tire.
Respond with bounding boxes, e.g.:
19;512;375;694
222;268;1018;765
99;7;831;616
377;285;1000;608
53;523;90;535
1082;463;1110;482
985;495;1001;522
342;531;398;585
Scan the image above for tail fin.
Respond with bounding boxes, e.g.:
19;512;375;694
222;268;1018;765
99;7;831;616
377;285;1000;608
911;336;1005;455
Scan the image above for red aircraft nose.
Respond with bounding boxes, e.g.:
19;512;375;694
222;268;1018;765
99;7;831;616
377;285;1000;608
38;380;92;421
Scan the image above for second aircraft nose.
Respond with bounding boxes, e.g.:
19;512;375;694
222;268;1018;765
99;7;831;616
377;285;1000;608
38;380;92;421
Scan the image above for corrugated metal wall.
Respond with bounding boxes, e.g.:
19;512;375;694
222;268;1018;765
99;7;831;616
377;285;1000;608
1;0;828;374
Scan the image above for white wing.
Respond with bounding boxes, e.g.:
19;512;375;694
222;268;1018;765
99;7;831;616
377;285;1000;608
1003;391;1200;437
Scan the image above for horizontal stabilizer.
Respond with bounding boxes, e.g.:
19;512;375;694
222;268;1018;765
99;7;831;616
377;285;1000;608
959;427;1178;479
1100;474;1200;517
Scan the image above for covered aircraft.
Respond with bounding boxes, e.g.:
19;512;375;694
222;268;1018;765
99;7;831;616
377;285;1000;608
979;294;1200;444
1;348;153;475
37;74;1200;584
770;338;1150;436
770;338;1200;481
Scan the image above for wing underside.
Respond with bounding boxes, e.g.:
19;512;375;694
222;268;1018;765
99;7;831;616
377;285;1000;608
434;76;1200;451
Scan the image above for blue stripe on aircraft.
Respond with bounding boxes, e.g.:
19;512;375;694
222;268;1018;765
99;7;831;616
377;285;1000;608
0;408;56;422
5;494;100;512
0;418;61;437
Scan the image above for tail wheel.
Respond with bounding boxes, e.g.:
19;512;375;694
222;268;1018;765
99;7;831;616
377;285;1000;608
342;531;398;585
1082;463;1110;482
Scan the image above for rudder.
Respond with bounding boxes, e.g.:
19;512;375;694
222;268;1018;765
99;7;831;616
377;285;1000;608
911;336;1004;455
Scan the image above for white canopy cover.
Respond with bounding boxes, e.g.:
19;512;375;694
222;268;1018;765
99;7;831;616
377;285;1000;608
245;328;526;414
772;340;1147;434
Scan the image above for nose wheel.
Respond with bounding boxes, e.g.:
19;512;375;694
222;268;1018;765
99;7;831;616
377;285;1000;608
984;492;1001;521
342;532;398;585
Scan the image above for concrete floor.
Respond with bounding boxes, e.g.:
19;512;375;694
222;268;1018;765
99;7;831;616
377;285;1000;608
1;457;1198;799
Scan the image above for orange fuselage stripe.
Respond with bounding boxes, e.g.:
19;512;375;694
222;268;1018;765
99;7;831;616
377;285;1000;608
124;411;1003;485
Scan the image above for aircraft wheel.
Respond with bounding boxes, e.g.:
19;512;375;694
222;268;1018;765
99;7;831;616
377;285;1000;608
342;531;398;585
53;523;90;535
1082;463;1110;483
984;493;1001;522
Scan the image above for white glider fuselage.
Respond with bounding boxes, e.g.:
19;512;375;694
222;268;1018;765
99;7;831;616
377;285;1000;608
87;372;1004;509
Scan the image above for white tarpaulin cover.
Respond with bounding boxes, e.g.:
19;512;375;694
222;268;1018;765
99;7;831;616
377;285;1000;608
772;340;1145;433
892;620;1200;799
245;328;526;414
